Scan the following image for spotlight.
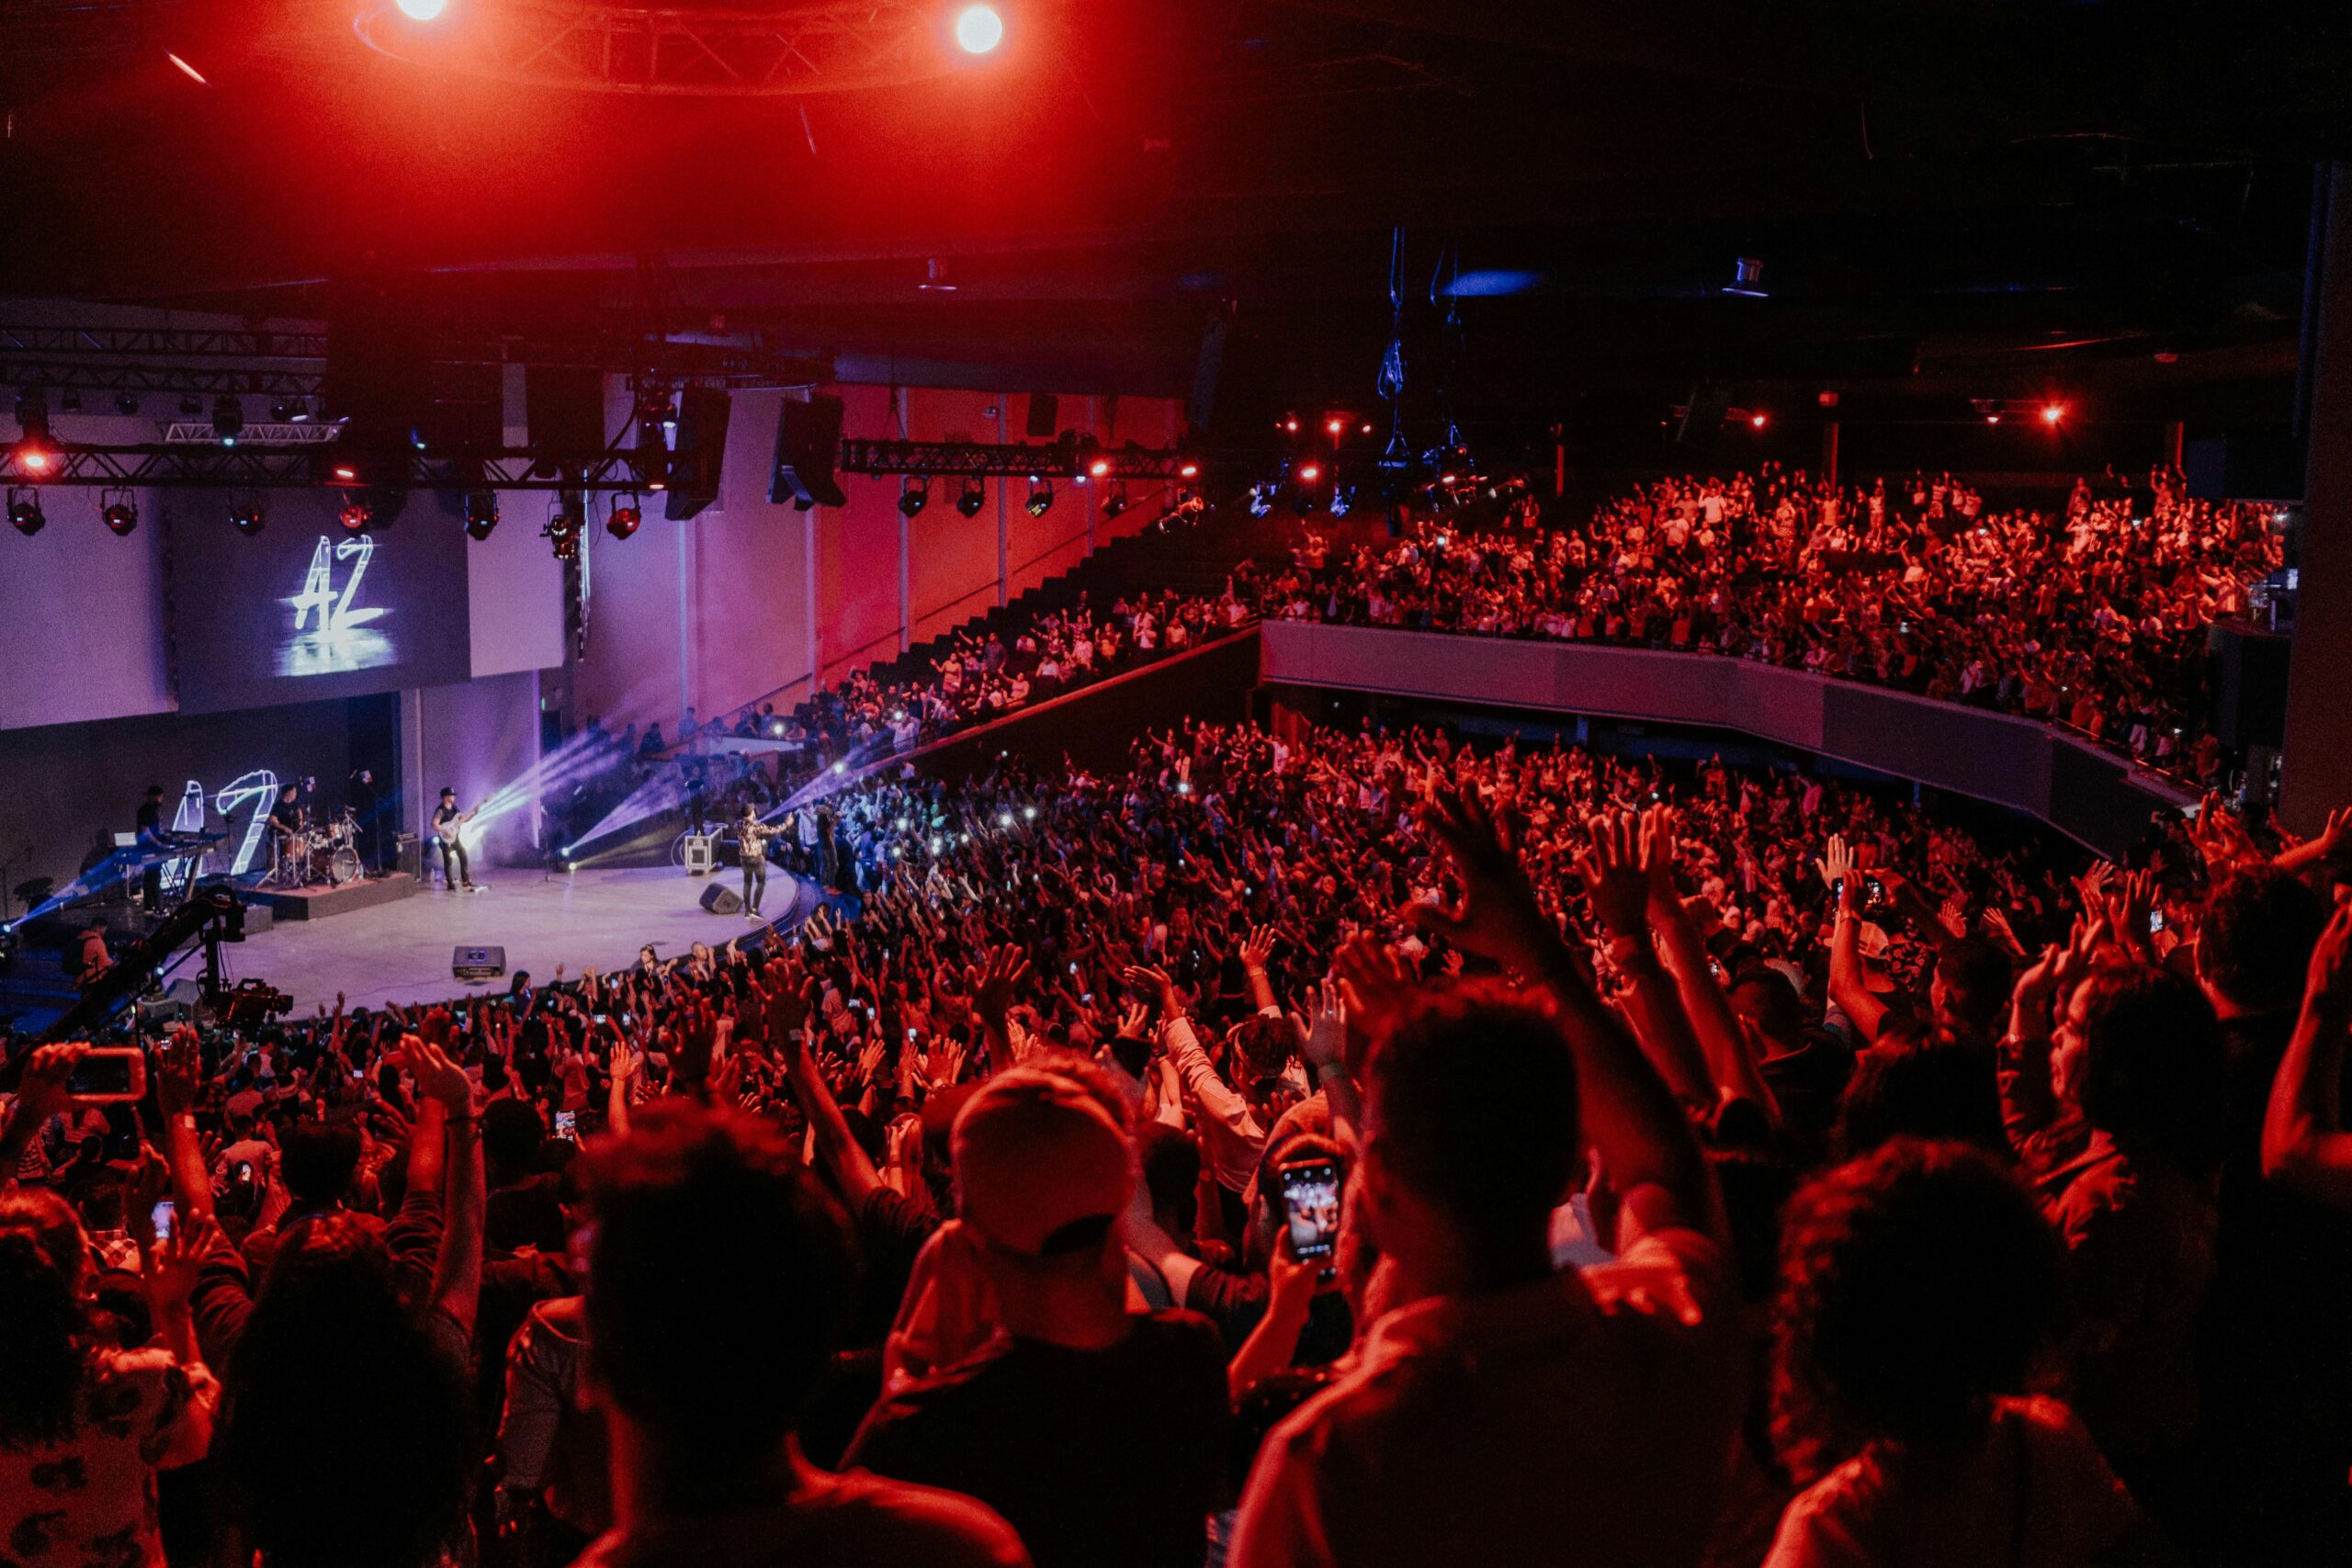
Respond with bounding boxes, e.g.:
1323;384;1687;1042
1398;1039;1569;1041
1023;805;1036;820
98;490;138;536
606;492;642;540
228;498;265;536
998;811;1013;829
14;391;54;468
397;0;448;20
898;478;931;518
211;395;243;444
339;501;372;533
1282;416;1300;434
1178;461;1200;479
333;465;358;482
15;447;52;476
1296;463;1320;483
2041;402;2065;426
1088;457;1111;479
289;400;311;423
956;479;987;518
115;393;140;416
1326;417;1344;436
1025;479;1055;517
1101;484;1129;519
464;491;500;541
954;4;1003;53
9;488;45;536
1750;412;1768;429
1985;413;2001;425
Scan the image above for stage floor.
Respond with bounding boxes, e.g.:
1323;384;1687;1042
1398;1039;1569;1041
220;865;814;1013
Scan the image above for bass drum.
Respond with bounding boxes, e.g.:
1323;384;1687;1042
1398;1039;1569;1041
326;847;364;886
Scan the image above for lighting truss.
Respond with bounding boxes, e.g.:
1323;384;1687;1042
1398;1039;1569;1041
354;0;960;97
840;439;1202;481
0;444;669;492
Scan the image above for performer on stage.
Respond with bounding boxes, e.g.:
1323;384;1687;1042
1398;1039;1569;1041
133;784;169;908
267;784;303;884
734;803;773;919
348;768;383;874
434;788;481;893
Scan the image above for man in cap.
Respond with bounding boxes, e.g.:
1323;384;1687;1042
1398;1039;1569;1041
846;1067;1228;1568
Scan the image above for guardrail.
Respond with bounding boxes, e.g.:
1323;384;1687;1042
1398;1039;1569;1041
1258;622;2193;855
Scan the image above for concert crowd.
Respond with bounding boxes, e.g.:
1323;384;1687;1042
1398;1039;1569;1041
1260;465;2282;782
8;702;2352;1568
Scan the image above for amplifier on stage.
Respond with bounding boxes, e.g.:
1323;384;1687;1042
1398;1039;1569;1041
452;944;507;982
683;834;716;875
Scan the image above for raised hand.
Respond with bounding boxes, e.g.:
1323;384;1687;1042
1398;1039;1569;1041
402;1035;475;1114
1239;922;1278;971
1815;833;1856;895
145;1214;217;1314
1577;812;1653;941
973;943;1031;1025
154;1027;203;1120
1299;978;1348;1071
12;1043;87;1126
2307;899;2352;1010
1406;788;1555;970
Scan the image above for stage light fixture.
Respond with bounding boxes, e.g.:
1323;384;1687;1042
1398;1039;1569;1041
1326;417;1344;436
606;492;643;540
1101;485;1130;519
270;400;293;422
228;498;265;536
211;395;243;444
9;489;45;536
99;490;138;536
116;393;140;416
1296;463;1320;483
1088;457;1111;479
339;501;372;534
397;0;448;20
956;479;987;518
464;491;500;541
899;478;931;518
1750;412;1768;429
15;446;52;476
954;4;1003;53
333;465;358;481
2041;401;2066;425
1283;416;1301;434
289;400;311;423
1178;461;1200;479
1025;479;1055;517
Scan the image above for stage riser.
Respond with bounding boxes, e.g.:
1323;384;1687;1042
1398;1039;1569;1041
244;874;422;922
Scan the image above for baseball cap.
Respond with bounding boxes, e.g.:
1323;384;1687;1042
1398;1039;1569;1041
952;1068;1135;1258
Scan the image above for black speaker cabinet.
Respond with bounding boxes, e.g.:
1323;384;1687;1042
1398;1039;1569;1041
699;883;743;916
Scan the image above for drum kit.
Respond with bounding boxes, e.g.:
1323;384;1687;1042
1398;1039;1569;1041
268;808;366;889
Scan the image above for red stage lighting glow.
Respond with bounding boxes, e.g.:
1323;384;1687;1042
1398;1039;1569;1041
1089;458;1110;479
1178;462;1200;479
18;449;51;474
333;466;357;480
1326;418;1344;435
954;5;1003;54
1360;423;1374;434
166;52;208;85
1297;464;1320;483
397;0;449;20
1283;417;1300;434
1749;412;1768;429
2041;402;2065;425
1986;413;2001;425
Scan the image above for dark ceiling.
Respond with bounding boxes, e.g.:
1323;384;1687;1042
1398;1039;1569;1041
2;1;2347;452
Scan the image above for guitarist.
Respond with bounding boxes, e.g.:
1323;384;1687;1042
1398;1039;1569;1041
433;787;481;894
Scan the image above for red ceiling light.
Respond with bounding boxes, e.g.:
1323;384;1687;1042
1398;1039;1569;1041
1088;458;1111;479
1360;422;1374;434
1178;461;1200;479
1985;413;2002;425
333;465;357;481
1749;412;1768;429
1325;418;1344;435
1297;463;1320;483
17;447;51;475
1282;416;1300;434
396;0;449;21
2041;402;2065;425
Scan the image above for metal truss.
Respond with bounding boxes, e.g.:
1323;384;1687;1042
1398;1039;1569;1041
0;444;666;492
0;321;830;399
840;439;1202;481
354;1;958;97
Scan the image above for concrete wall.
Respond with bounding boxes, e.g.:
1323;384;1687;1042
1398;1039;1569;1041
1259;622;2190;854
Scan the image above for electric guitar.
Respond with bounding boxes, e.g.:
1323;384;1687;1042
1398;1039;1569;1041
435;802;485;849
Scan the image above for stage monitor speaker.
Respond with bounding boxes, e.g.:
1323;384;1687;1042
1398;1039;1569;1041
699;883;742;916
1026;392;1059;439
664;386;732;521
453;944;506;982
769;394;847;509
2207;621;2292;750
527;365;605;460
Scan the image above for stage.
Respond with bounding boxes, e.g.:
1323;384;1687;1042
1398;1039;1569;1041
215;865;820;1014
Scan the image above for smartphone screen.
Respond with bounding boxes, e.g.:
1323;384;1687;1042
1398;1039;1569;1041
2149;908;2165;935
150;1199;175;1242
593;1014;609;1025
553;1111;577;1138
1278;1161;1343;1263
66;1049;141;1100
